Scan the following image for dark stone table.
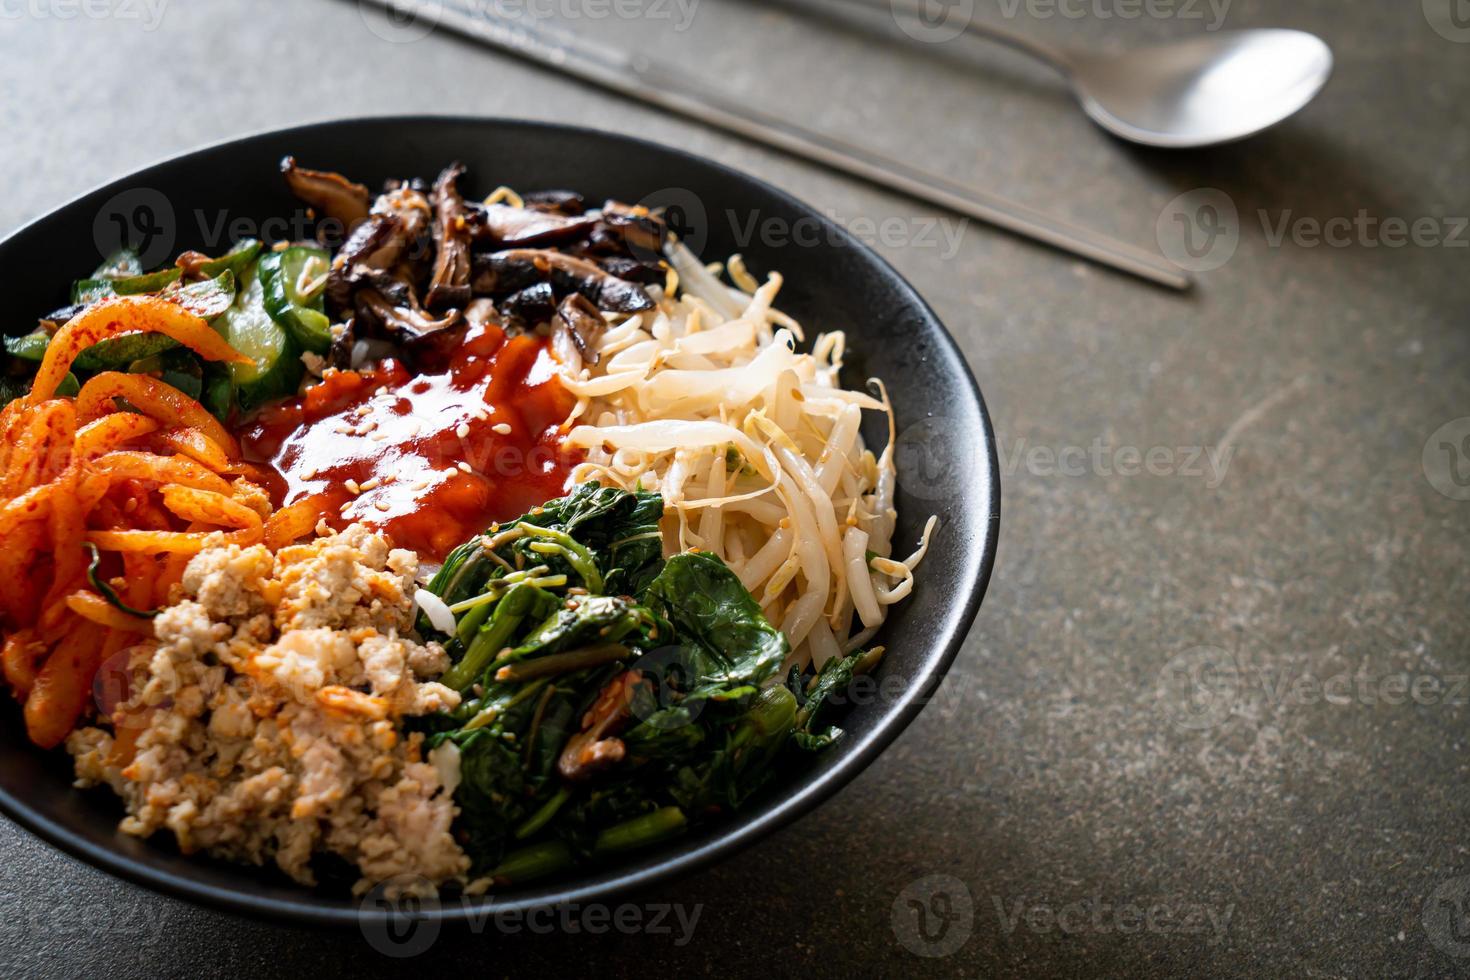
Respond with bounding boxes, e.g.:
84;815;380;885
1;1;1466;976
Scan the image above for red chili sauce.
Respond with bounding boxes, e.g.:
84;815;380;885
239;321;581;560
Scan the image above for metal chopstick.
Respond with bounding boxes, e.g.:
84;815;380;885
357;0;1192;291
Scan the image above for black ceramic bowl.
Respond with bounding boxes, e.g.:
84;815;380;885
0;116;999;926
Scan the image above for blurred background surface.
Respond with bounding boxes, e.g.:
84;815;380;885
1;1;1467;976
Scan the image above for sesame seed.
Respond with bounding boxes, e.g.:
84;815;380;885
491;423;512;435
375;500;390;512
410;479;429;491
457;461;472;473
346;479;361;494
359;477;380;491
455;422;470;439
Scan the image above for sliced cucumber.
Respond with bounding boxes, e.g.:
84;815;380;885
72;279;117;304
4;331;49;362
217;264;302;412
259;246;333;354
163;269;237;321
72;267;181;304
201;363;235;424
74;332;180;372
92;248;143;280
199;238;262;279
129;347;203;400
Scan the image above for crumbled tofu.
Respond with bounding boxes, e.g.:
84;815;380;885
67;524;469;894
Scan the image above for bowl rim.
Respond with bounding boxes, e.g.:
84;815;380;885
0;113;1001;927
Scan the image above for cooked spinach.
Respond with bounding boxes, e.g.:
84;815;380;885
419;483;881;884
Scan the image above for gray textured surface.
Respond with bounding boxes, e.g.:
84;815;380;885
2;0;1468;977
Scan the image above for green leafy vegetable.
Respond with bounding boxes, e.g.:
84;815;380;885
641;550;789;688
417;484;873;884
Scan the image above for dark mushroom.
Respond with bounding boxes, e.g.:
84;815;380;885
39;303;86;332
598;200;667;255
552;293;608;366
500;281;557;325
467;202;597;248
426;163;472;311
325;186;432;313
469;250;543;297
486;249;655;313
327;316;357;370
280;157;372;234
522;189;586;215
597;255;667;286
557;670;642;781
355;287;462;345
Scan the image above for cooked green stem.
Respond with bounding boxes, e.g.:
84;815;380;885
441;583;539;691
518;523;603;593
494;643;630;683
594;806;688;855
446;565;555;614
513;787;570;840
488;806;689;883
488;839;574;883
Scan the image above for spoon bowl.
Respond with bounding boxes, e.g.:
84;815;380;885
1063;29;1335;148
883;1;1334;149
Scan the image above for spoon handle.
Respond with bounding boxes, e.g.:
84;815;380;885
361;0;1188;289
882;0;1075;72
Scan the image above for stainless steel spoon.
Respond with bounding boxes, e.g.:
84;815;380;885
882;1;1334;148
